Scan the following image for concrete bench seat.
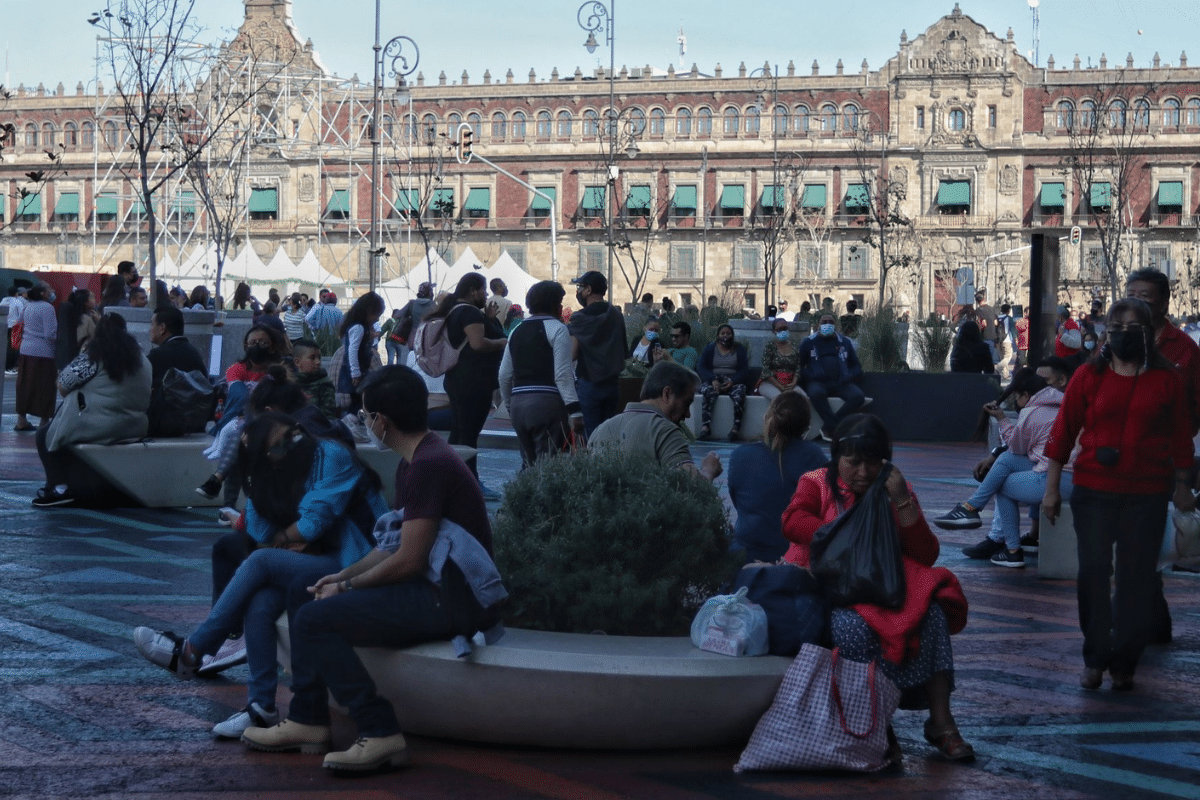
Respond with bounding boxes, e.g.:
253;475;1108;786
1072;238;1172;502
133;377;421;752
1039;505;1077;580
275;620;790;750
686;394;868;443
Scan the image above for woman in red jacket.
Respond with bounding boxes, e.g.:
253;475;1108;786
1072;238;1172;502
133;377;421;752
781;414;973;763
1042;297;1195;692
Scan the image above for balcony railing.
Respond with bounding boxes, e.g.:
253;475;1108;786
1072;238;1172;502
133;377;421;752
915;214;995;229
1149;212;1194;227
1031;212;1067;227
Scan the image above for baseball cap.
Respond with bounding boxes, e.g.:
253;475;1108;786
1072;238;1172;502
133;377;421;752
571;270;607;296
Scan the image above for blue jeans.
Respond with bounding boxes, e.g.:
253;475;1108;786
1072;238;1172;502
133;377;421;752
385;340;404;366
968;451;1033;511
190;548;340;710
806;381;865;432
285;575;455;737
575;376;619;438
995;469;1073;549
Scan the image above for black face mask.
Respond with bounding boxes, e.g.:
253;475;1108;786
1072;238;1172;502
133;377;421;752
1108;330;1146;364
575;291;588;307
246;344;271;363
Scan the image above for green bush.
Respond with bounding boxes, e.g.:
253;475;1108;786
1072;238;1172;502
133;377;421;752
914;314;954;372
856;305;906;373
492;447;737;636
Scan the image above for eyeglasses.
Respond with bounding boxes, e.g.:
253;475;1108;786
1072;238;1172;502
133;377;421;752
1107;323;1144;333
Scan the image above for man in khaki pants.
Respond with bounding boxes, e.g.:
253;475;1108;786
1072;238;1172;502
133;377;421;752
993;303;1015;381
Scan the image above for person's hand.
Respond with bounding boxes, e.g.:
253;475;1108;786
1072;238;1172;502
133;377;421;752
352;376;361;388
1042;487;1061;524
982;401;1005;420
312;581;344;601
973;455;996;483
711;379;721;391
309;574;341;600
700;451;723;481
1174;483;1196;514
485;300;500;319
883;463;909;501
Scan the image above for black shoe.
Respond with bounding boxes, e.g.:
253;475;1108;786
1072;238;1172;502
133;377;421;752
1019;533;1039;552
962;537;1005;560
32;488;74;508
935;503;982;530
990;547;1026;568
196;475;222;500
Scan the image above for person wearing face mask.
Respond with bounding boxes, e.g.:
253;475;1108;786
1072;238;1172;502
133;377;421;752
568;271;627;437
798;313;865;440
697;324;750;441
934;369;1067;569
630;317;663;365
757;318;803;400
1043;298;1195;692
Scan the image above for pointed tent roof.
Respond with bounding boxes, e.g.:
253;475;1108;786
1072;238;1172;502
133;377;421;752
295;249;344;287
264;245;299;279
486;250;540;305
378;251;453;309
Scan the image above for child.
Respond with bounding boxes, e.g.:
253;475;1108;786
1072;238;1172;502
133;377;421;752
292;338;337;420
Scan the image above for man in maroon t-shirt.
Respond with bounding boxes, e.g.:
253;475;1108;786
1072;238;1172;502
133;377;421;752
243;365;499;770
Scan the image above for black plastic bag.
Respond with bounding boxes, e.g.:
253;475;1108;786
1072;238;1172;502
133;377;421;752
150;368;217;437
809;464;906;609
733;563;827;656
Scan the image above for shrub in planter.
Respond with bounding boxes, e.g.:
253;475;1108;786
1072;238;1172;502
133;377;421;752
492;447;737;636
914;314;954;373
856;305;906;373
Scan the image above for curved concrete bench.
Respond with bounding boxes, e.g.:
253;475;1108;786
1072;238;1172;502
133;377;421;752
276;621;790;750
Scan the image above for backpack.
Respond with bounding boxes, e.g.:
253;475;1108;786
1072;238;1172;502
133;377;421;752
396;305;415;344
149;368;217;437
413;304;469;377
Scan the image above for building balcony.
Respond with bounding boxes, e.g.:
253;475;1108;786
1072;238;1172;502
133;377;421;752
1031;212;1068;228
662;271;700;285
667;213;698;228
1149;212;1194;227
915;214;994;230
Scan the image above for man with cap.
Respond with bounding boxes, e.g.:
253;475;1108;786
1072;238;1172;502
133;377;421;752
568;271;627;437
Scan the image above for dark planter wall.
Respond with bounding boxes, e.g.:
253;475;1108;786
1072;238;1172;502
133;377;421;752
860;372;1001;442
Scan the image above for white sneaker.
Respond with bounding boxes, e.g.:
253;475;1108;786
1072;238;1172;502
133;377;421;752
197;636;248;677
133;627;197;678
213;702;279;739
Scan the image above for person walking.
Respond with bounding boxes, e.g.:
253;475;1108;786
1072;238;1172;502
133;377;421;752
568;271;627;437
15;284;58;431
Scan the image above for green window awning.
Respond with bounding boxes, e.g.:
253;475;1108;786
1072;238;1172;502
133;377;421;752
172;191;195;212
582;186;606;211
937;180;971;206
16;194;42;216
249;188;278;212
95;193;118;215
326;189;350;213
627;184;651;210
719;185;744;211
464;187;491;212
1158;181;1184;206
130;197;150;216
531;187;556;211
396;189;420;212
672;185;697;211
801;184;827;209
845;183;870;208
54;192;80;215
761;184;785;208
1090;182;1112;208
1040;183;1066;208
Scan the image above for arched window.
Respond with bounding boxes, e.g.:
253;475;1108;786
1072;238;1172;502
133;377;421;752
511;111;527;141
627;107;646;136
675;107;692;136
820;104;837;132
1133;99;1150;129
103;121;119;148
1163;98;1181;128
24;124;38;148
696;107;713;136
723;107;739;136
948;108;966;130
649;108;666;137
81;121;95;147
582;109;599;137
843;104;859;132
1188;98;1200;126
1108;99;1127;129
744;107;760;134
1056;100;1075;129
536;110;552;139
64;122;78;148
774;104;789;135
467;112;482;138
556;110;572;138
41;122;55;148
421;114;438;143
403;114;417;142
359;114;373;141
446;112;462;138
491;112;507;140
1080;100;1096;130
794;105;810;133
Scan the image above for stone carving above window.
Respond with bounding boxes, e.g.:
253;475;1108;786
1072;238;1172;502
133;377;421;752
931;30;981;74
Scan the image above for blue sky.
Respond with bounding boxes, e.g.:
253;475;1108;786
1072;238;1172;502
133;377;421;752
4;1;1198;90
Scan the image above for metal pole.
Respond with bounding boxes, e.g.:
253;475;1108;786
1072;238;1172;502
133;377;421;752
368;0;383;294
606;1;615;297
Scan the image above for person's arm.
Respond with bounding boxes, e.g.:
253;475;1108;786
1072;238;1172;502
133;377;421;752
884;469;939;566
309;548;393;596
57;352;98;395
1042;458;1065;523
498;339;514;407
730;344;751;386
347;324;364;380
290;445;367;544
313;518;438;598
780;473;826;566
843;339;862;381
696;344;716;384
550;324;583;428
463;322;506;353
679;347;699;370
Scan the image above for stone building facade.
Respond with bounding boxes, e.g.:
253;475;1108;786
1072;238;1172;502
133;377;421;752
2;1;1199;314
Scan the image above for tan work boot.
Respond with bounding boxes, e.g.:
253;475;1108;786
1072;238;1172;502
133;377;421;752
241;719;332;754
322;733;409;771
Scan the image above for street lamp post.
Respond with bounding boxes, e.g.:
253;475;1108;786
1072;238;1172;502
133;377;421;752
369;0;419;294
578;1;617;291
751;64;780;308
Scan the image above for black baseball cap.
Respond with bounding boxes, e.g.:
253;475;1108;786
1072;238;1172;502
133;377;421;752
571;270;607;296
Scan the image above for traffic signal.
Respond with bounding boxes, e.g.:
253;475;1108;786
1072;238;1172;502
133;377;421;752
456;123;473;163
1070;225;1081;246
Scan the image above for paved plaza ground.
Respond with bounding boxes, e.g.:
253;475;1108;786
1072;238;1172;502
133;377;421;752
0;399;1198;799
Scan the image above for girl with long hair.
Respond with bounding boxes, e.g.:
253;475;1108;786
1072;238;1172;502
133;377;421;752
337;290;385;414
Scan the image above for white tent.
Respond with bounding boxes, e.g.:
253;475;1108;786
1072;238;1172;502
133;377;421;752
377;251;452;310
294;248;344;287
487;250;540;306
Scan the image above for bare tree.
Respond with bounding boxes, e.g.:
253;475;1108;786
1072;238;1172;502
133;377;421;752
90;0;295;288
389;117;459;291
849;123;916;308
608;166;672;304
1061;72;1155;302
0;86;66;233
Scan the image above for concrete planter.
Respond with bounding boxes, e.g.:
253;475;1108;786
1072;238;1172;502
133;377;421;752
859;371;1000;441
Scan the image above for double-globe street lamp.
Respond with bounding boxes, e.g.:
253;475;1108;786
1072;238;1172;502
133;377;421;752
368;1;419;293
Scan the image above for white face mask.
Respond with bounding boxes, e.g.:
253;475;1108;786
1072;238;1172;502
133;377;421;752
363;413;390;451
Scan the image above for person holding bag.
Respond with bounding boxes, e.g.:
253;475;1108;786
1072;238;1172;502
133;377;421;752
780;413;973;763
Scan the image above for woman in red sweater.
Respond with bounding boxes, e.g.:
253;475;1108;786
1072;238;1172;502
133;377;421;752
1043;297;1195;692
781;414;973;763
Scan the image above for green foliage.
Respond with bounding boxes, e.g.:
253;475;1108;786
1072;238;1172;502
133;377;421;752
492;447;737;636
856;305;906;373
914;314;954;373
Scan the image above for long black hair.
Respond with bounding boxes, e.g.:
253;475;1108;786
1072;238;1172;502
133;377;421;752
339;291;385;376
86;312;144;382
973;367;1048;441
238;412;317;529
426;272;485;321
825;413;892;503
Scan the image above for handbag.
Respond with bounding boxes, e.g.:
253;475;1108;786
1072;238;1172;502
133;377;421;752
733;563;827;656
734;644;900;773
809;464;906;609
689;587;769;657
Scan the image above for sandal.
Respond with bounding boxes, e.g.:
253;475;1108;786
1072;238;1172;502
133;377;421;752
13;422;34;432
923;720;975;763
